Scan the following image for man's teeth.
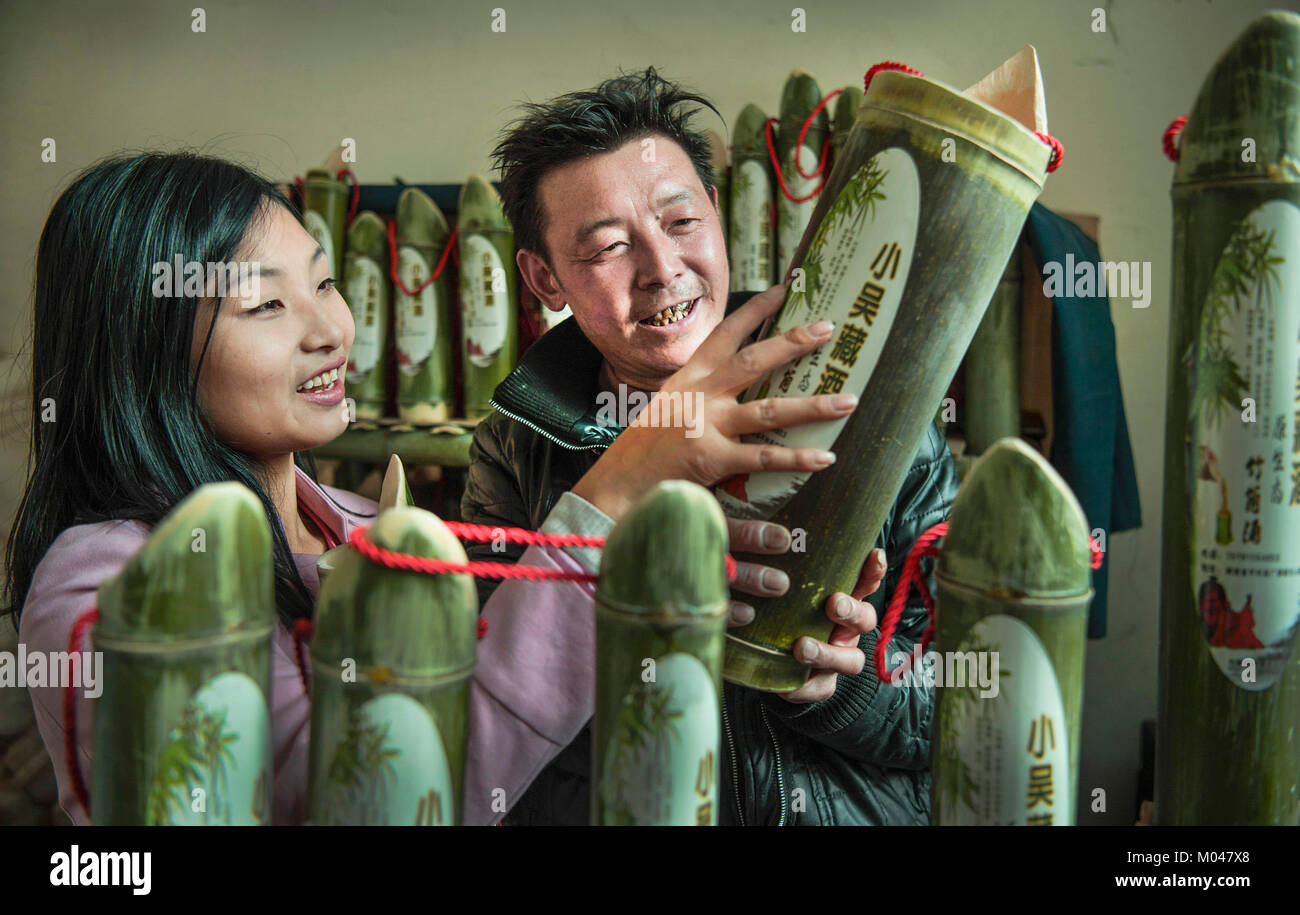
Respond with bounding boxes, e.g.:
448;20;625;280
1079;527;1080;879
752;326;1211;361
297;367;340;392
643;300;694;327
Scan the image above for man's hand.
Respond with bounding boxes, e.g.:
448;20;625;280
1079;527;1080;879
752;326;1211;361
723;523;887;705
571;285;856;524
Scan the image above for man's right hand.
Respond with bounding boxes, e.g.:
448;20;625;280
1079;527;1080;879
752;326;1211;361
571;284;856;524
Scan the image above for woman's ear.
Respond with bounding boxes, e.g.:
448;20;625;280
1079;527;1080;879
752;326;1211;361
517;247;567;312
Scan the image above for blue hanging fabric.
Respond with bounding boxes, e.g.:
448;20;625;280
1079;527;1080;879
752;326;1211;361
1023;203;1143;638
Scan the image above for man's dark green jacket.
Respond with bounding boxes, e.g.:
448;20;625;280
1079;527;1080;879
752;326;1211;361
460;292;959;825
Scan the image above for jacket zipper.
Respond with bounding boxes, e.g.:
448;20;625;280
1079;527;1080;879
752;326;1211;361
720;694;745;827
759;705;788;826
488;398;611;453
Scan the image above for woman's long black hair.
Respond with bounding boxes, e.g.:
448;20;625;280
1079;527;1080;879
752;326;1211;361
4;151;340;630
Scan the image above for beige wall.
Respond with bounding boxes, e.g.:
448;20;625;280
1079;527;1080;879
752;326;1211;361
0;0;1281;823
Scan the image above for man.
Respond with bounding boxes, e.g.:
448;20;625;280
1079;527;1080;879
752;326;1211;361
462;68;958;825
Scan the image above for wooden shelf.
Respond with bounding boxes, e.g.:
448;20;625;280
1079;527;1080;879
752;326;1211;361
311;418;480;467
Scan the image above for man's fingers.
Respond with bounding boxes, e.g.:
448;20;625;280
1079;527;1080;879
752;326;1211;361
850;548;888;601
707;319;836;398
690;284;787;367
726;600;756;627
725;517;792;554
730;560;789;598
719;392;857;438
722;440;838;476
826;592;877;635
793;636;865;675
777;671;838;704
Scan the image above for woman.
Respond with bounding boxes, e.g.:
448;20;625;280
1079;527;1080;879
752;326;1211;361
5;151;877;826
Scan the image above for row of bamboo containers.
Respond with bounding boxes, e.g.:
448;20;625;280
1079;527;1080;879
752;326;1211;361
299;172;568;423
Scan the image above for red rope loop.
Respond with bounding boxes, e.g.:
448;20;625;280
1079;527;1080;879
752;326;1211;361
64;607;100;819
1035;131;1064;173
388;221;458;297
337;168;360;228
863;61;924;94
764;118;831;203
862;61;1065;173
795;88;840;178
874;522;946;683
1163;116;1187;162
873;523;1103;681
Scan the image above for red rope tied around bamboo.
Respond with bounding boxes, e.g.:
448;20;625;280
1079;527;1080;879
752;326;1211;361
764;88;840;204
873;523;1105;682
1163;116;1187;162
862;61;1065;173
337;168;360;228
388;221;458;296
64;607;99;819
347;522;739;585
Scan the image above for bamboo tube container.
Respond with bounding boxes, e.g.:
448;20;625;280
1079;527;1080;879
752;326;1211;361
728;104;775;293
301;168;348;280
830;85;864;166
92;483;275;825
963;246;1023;454
306;503;477;826
342;212;391;420
1156;11;1300;825
930;437;1092;825
706;129;729;242
394;188;455;423
593;481;729;825
458;175;519;420
775;70;829;277
718;52;1053;691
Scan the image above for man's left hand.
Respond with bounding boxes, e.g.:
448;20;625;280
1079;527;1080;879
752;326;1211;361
725;516;886;706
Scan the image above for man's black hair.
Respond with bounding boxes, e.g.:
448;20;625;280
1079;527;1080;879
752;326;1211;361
492;67;721;262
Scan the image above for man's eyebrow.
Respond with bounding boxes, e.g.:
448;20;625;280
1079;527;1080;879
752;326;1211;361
654;189;693;208
255;245;326;278
575;216;623;243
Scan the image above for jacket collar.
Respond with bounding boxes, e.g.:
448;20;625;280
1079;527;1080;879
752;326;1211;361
489;292;755;452
489;316;620;451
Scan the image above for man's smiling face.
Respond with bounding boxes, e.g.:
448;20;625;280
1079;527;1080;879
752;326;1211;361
517;134;729;393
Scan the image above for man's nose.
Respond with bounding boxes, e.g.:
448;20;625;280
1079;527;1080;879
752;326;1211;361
635;228;686;290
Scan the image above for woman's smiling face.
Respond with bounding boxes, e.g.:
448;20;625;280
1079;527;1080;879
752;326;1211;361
191;201;354;459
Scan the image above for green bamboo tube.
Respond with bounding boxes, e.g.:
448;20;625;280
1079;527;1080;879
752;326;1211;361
306;505;477;825
343;212;391;420
930;437;1092;825
775;70;829;277
394;188;455;424
92;483;275;825
728;104;775;293
593;481;729;825
963;246;1023;454
1156;10;1300;826
718;67;1051;691
706;129;729;242
830;85;864;165
458;175;518;420
302;168;348;280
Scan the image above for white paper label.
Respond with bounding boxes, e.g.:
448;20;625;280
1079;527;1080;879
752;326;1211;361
730;159;774;292
934;615;1071;826
344;256;385;379
148;672;271;825
303;209;337;278
460;234;508;368
542;302;572;331
394;246;437;376
1190;198;1300;691
600;653;719;826
319;693;454;826
777;144;821;277
716;147;920;520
